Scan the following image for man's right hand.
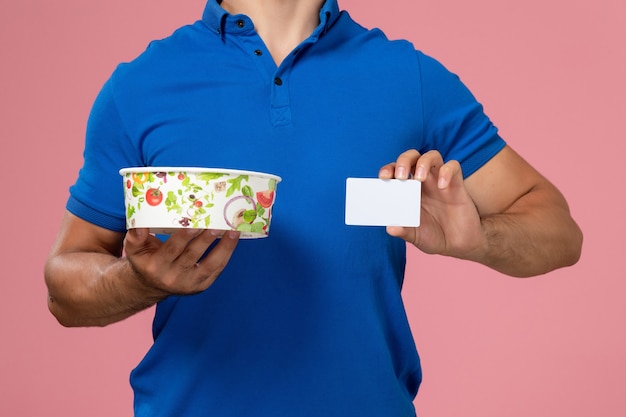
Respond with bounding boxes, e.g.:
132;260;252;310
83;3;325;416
45;212;239;327
125;227;240;295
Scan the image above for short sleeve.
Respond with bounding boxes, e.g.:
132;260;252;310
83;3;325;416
66;73;144;231
416;51;506;177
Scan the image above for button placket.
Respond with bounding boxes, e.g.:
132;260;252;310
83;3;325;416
271;69;291;126
227;15;294;127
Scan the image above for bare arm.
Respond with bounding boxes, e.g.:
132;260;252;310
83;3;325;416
379;145;582;277
45;211;240;327
464;146;582;276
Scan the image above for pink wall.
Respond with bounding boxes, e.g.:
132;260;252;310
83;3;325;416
1;1;624;416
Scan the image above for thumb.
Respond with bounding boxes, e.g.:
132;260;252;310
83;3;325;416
386;226;418;245
124;228;151;251
130;227;149;239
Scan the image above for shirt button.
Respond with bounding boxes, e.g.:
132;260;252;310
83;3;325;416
237;19;245;28
274;77;283;86
254;49;263;56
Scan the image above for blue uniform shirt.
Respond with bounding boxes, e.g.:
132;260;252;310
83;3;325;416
67;0;505;415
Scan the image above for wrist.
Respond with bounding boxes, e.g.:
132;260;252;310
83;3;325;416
456;215;499;266
120;257;170;304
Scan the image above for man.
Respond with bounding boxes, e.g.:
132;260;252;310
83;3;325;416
45;0;582;416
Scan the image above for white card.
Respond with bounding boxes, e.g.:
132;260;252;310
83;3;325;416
345;178;421;227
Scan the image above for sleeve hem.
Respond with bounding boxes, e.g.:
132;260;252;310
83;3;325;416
461;135;507;179
66;196;128;233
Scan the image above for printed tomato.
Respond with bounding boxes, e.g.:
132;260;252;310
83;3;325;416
256;190;275;208
146;188;163;206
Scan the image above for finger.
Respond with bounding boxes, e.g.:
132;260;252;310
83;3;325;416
170;229;221;271
194;231;240;287
393;149;421;179
158;228;203;264
413;150;444;182
436;160;463;189
378;162;396;179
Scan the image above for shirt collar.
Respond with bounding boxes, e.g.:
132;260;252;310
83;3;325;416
202;0;340;40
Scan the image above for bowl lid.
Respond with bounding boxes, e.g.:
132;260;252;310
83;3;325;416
119;167;281;182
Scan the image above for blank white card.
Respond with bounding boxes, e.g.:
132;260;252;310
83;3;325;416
345;178;421;227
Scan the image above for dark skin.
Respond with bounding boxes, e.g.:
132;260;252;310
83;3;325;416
45;219;240;327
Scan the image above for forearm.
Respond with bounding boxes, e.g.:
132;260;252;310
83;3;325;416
383;147;582;277
45;252;167;327
472;185;583;277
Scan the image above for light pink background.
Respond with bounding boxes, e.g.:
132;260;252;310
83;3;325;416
1;1;624;416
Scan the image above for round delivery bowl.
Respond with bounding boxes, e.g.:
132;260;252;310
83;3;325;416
119;167;281;239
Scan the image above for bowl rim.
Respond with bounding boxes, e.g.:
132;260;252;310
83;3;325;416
119;167;282;182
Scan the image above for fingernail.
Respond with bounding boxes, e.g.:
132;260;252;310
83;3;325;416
416;166;427;181
438;176;447;188
396;166;407;179
210;229;222;237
